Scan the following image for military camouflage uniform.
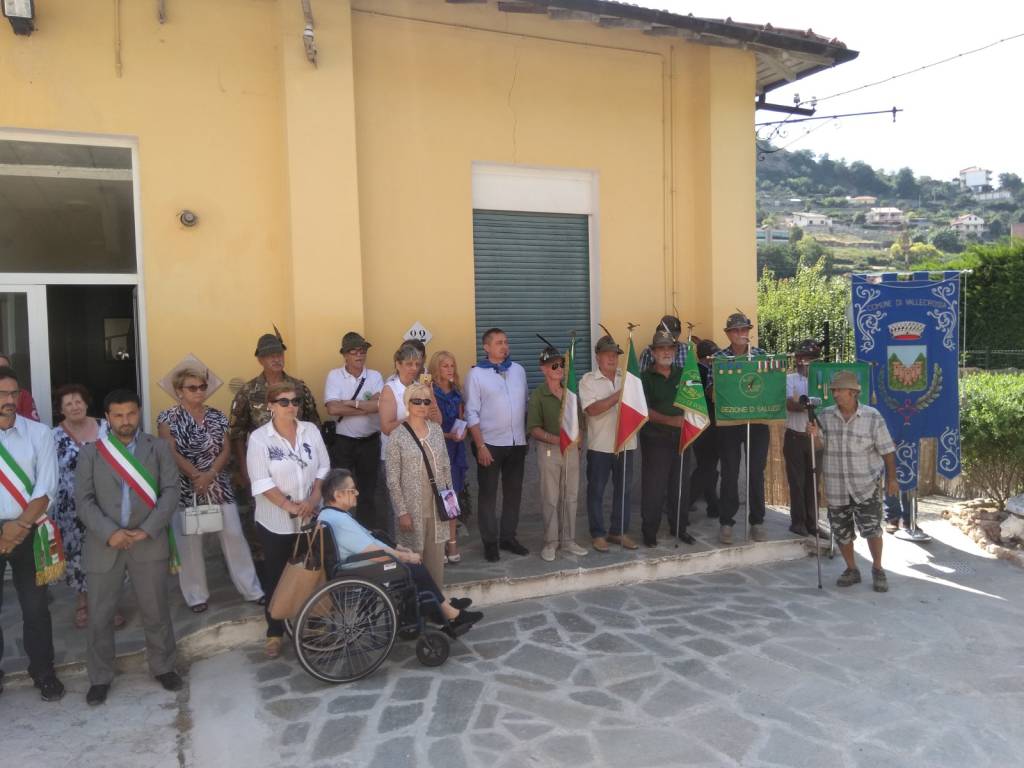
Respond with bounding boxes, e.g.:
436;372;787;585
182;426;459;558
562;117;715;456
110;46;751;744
228;372;320;442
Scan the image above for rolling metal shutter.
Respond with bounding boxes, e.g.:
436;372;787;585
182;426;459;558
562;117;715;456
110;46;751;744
473;209;592;390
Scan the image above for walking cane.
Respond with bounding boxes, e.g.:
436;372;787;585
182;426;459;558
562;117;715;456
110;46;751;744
801;395;823;589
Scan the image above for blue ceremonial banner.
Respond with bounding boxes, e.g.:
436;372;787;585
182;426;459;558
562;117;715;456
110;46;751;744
851;272;961;491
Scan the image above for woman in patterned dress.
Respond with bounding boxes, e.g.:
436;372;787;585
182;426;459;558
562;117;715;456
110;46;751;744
158;368;263;613
52;384;122;629
428;351;468;564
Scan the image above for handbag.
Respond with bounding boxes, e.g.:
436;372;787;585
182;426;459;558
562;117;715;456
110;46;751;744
403;423;461;523
182;492;224;535
269;525;328;621
322;376;367;449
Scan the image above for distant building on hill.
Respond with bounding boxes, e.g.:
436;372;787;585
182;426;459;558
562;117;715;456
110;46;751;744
790;211;833;228
866;207;906;226
847;195;877;205
950;214;985;236
975;189;1012;202
959;166;992;193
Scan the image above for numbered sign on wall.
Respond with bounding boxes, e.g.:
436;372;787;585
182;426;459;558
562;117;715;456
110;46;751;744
403;321;432;345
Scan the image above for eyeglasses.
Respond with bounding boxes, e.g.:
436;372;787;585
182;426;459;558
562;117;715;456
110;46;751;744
182;384;208;393
345;348;367;355
271;397;301;407
547;362;563;370
340;487;359;494
409;398;433;406
0;389;19;401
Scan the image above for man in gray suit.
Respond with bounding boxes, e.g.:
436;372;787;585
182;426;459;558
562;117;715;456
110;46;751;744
76;389;181;705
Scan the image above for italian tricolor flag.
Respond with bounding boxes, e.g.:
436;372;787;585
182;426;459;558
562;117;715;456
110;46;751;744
674;341;710;452
614;335;648;453
559;337;580;454
0;440;66;585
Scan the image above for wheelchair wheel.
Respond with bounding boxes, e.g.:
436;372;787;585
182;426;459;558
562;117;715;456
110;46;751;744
415;631;450;667
293;578;398;684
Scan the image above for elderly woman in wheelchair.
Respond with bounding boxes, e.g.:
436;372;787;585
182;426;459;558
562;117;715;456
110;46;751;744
291;468;482;683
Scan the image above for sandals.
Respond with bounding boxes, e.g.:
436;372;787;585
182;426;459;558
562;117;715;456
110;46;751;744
74;605;89;630
190;603;209;614
884;521;899;534
445;540;461;565
265;637;283;659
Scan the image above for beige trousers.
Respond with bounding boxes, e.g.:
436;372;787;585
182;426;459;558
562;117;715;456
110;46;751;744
537;443;580;547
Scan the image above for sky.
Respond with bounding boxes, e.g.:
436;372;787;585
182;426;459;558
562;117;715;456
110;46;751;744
657;1;1024;183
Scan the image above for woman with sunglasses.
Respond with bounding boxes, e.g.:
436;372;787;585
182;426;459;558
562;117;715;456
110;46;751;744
245;381;330;657
158;368;264;614
385;381;454;587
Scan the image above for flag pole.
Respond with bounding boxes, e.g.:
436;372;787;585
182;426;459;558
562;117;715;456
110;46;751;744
744;342;753;544
673;326;693;549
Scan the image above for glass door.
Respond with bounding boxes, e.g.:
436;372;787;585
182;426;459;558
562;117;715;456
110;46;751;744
0;285;51;424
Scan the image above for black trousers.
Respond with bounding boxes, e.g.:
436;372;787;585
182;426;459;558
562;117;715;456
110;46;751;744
0;526;55;680
639;432;693;542
716;423;770;527
688;424;720;516
330;433;382;531
783;428;822;532
257;524;299;638
475;444;527;545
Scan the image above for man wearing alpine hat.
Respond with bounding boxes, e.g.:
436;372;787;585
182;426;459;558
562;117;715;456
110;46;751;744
784;339;825;537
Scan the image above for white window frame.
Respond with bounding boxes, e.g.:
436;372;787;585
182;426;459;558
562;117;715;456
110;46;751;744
472;162;600;367
0;128;150;424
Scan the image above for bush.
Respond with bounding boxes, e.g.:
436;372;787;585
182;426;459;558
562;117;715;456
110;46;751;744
757;260;852;356
960;372;1024;510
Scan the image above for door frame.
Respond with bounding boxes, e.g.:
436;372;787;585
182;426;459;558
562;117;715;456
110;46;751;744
0;284;52;424
0;128;150;425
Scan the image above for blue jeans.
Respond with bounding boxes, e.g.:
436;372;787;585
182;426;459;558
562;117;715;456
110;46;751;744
884;492;911;525
586;450;635;538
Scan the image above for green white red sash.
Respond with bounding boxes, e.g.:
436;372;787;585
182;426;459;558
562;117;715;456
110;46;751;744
0;439;67;585
97;434;180;573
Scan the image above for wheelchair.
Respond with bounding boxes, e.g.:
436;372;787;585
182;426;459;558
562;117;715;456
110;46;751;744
290;525;454;684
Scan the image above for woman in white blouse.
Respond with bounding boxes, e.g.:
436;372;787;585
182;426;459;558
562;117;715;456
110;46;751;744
246;382;329;658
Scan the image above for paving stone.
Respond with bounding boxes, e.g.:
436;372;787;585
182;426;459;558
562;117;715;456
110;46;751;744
757;730;845;767
684;637;733;657
368;734;416;768
281;723;310;747
529;626;566;646
427;737;470;768
426;679;483;736
259;683;288;700
495;688;595;729
623;631;682;656
640;680;706;716
654;624;696;639
595;727;716;766
583;605;640;629
266;696;320;721
378;703;424;732
256;661;293;683
312;716;367;759
608;674;663;702
583;632;642;654
537;733;595;765
685;614;735;634
470;732;515;751
554;611;597;635
391;676;432;701
503;721;553;740
675;706;760;763
571;666;597;687
576;586;631;610
465;620;516;643
327;694;383;714
569;690;623;710
503;643;578;682
516;614;548;631
663;658;707;678
473;703;498;730
493;673;556;692
288;672;333;694
473;640;518;660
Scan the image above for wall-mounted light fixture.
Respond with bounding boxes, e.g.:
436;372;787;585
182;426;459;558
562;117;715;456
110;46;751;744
2;0;34;35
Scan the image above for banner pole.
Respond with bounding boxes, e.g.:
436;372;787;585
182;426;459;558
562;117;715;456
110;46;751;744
744;421;751;544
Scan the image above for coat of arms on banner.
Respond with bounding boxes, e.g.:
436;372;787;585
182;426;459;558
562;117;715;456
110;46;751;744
881;321;943;425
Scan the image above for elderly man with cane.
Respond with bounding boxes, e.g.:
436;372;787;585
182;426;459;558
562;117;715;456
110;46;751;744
807;370;898;592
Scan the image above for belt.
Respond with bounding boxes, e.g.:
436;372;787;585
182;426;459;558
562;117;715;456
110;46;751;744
336;432;381;443
785;428;810;437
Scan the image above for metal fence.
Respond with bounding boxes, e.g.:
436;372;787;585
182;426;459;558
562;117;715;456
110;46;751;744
963;349;1024;370
761;319;855;364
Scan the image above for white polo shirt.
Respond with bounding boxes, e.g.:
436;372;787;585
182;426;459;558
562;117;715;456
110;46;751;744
786;372;810;432
579;368;636;453
464;362;528;447
323;366;384;438
246;419;330;535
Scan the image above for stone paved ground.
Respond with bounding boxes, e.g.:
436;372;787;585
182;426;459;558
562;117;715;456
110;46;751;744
5;512;1022;768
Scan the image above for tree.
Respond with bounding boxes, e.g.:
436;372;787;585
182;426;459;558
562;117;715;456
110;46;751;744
757;260;852;358
895;167;920;199
999;172;1023;194
757;245;798;279
908;242;942;262
932;228;963;254
789;225;804;244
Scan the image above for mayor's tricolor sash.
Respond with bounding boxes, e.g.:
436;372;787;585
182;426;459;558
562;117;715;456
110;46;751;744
96;434;180;573
0;440;67;585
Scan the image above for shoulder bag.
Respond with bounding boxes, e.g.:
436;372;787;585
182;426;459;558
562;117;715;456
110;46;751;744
269;524;328;621
402;422;461;523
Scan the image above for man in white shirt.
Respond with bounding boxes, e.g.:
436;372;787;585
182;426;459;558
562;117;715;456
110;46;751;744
783;339;824;537
465;328;529;562
579;333;638;552
0;365;64;701
324;332;384;531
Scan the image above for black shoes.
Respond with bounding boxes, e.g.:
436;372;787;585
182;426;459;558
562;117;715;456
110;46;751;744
86;684;109;706
156;671;184;692
34;673;65;702
443;608;484;639
644;537;658;548
450;597;473;610
676;531;696;545
499;538;529;556
483;543;500;562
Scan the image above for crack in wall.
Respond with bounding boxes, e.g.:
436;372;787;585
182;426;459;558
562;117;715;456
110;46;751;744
507;47;520;164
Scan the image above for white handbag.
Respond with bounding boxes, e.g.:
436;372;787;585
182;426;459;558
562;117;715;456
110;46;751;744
183;493;224;535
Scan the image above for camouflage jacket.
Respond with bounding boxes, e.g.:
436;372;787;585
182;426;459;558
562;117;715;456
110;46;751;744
228;372;320;443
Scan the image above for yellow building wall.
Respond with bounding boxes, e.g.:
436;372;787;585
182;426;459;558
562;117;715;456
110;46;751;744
0;0;759;420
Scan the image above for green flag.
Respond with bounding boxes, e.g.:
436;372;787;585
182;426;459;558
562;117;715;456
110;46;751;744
807;361;871;406
713;356;787;423
673;342;709;451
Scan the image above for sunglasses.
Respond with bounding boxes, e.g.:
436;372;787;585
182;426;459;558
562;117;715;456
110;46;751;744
547;362;563;370
182;384;208;393
271;397;301;407
409;398;433;406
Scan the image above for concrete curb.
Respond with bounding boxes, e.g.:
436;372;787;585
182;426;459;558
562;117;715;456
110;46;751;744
9;538;811;684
